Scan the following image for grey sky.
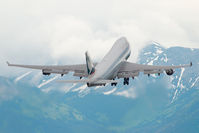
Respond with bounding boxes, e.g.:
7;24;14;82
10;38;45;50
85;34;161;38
0;0;199;76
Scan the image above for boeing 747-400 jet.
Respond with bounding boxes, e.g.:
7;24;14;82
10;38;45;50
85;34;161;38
7;37;192;87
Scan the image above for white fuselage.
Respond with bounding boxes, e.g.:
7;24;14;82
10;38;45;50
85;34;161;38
88;37;131;85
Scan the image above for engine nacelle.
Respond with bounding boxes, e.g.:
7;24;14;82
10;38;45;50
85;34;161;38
165;69;174;76
43;72;51;76
87;83;105;87
42;69;51;76
42;69;69;76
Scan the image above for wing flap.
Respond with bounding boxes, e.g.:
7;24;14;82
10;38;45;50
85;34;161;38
7;61;98;77
7;62;86;70
7;61;89;77
119;61;192;72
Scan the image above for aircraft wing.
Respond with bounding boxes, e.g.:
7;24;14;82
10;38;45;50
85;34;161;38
6;61;93;77
117;61;192;78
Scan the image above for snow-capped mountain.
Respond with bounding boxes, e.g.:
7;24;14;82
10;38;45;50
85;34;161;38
139;42;199;102
12;41;199;102
0;42;199;133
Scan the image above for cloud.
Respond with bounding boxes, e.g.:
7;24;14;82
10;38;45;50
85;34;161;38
72;84;87;93
0;0;199;76
0;86;18;102
115;87;137;99
42;16;116;61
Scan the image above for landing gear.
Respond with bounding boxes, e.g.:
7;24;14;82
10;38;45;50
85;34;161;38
123;77;129;85
111;78;117;86
111;83;117;86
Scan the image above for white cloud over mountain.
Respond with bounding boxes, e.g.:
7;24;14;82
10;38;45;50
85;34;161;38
0;0;199;76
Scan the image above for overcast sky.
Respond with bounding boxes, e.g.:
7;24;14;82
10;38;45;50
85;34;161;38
0;0;199;76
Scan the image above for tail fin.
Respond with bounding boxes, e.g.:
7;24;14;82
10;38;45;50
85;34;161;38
85;51;95;75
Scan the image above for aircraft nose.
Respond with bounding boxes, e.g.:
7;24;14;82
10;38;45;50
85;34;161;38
118;37;127;42
115;37;130;48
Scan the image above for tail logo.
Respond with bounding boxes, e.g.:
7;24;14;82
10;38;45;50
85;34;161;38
85;51;95;75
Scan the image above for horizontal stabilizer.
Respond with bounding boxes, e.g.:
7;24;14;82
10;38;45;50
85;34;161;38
56;79;118;84
56;79;89;83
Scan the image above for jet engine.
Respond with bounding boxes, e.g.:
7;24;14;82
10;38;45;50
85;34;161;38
87;83;105;87
42;69;51;76
42;69;69;76
42;72;51;76
165;69;174;76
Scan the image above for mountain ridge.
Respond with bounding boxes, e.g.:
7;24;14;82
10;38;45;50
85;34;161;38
0;42;199;133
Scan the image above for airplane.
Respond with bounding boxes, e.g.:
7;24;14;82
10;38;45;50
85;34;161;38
7;37;192;87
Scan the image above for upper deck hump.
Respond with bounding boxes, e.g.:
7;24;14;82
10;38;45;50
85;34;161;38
112;37;130;51
90;37;131;80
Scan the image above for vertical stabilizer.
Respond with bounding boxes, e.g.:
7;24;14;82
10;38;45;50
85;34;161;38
85;51;95;75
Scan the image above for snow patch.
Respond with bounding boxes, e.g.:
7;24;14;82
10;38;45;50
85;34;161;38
163;54;168;62
171;89;178;103
77;85;90;97
41;87;52;93
63;84;77;93
72;84;87;92
115;88;136;99
168;76;176;89
15;71;32;83
191;76;199;88
37;76;59;88
152;41;161;46
151;74;157;78
160;54;168;63
103;88;117;95
156;49;163;54
177;68;185;88
144;52;152;55
189;78;192;83
78;89;90;97
147;56;159;65
180;83;185;92
94;86;104;90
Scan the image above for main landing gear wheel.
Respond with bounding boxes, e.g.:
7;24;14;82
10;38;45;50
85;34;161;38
123;77;129;85
111;83;117;86
111;78;117;86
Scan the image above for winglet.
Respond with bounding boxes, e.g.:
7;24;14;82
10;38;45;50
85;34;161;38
6;61;10;66
190;62;193;67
